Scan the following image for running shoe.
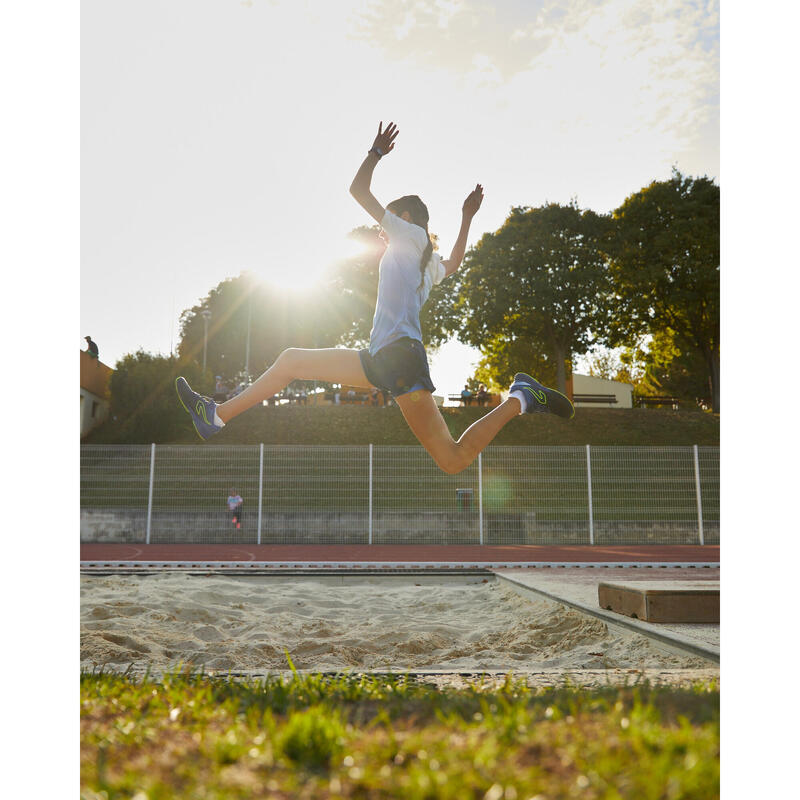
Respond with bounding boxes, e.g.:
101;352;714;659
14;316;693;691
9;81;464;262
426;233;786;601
175;377;223;440
509;372;575;419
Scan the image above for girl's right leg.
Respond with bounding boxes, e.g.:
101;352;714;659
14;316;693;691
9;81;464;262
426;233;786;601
217;348;373;423
394;389;522;475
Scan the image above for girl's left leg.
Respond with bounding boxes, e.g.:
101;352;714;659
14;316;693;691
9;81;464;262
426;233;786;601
394;389;522;474
217;348;373;423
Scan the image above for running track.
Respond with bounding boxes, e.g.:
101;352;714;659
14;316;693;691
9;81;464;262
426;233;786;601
81;544;719;564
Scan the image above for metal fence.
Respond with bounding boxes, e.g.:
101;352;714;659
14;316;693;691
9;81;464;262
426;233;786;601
80;444;720;546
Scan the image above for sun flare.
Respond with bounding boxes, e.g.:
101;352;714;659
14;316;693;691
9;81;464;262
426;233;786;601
261;236;371;291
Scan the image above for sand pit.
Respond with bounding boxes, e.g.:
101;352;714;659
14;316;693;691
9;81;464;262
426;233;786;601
80;574;710;672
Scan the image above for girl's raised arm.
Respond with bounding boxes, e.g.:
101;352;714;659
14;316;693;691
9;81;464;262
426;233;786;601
442;183;484;277
349;121;399;223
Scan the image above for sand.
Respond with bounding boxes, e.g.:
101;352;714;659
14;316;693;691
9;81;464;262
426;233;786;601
80;574;711;673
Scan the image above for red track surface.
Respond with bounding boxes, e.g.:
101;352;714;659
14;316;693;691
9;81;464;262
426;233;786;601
81;544;719;563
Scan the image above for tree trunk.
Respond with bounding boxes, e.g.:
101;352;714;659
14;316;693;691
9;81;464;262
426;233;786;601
702;344;720;413
553;342;567;395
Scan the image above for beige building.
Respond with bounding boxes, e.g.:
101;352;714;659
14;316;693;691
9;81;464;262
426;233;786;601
567;373;633;408
80;350;113;437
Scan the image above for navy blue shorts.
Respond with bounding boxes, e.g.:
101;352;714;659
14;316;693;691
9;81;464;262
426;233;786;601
359;337;436;398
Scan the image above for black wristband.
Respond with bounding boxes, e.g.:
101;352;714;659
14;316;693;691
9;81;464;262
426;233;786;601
369;147;384;158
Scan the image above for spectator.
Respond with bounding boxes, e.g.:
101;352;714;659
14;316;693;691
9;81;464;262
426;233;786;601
299;389;308;405
460;384;473;406
347;388;356;402
371;388;379;406
334;389;341;405
84;336;99;359
476;383;489;406
286;386;295;404
214;376;228;402
227;489;243;530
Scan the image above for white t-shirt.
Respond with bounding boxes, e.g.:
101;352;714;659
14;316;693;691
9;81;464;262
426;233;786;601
368;210;446;355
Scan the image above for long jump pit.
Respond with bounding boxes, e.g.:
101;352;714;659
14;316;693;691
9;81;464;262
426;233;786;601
80;544;719;689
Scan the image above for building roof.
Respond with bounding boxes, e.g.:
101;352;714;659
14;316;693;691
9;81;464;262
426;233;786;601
80;350;113;398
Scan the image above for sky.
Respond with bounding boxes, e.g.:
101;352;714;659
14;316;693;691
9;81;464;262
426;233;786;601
81;0;719;394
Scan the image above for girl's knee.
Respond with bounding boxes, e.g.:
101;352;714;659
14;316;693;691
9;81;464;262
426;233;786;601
434;449;471;475
276;347;300;376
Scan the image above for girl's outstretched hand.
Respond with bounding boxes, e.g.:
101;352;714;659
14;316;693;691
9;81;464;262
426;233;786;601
371;121;399;156
462;184;484;217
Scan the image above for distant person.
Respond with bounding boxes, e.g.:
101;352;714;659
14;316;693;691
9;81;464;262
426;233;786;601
298;389;308;405
476;383;489;406
371;388;379;406
227;489;243;530
84;336;99;359
176;120;574;475
460;384;473;406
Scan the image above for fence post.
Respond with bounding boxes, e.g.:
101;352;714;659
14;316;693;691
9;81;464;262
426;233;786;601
145;442;155;545
478;452;484;545
586;444;594;546
257;443;264;546
368;443;373;545
693;444;705;545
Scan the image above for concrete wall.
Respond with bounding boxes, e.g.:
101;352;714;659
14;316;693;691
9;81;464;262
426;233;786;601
81;508;718;547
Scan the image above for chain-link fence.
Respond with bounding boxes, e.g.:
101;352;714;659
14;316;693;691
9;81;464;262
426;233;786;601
80;444;720;546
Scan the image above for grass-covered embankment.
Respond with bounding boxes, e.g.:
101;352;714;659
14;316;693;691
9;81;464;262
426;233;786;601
171;405;719;447
81;669;719;799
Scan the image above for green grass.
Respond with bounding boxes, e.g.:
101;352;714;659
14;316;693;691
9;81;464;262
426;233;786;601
85;405;719;447
81;668;719;799
208;406;719;448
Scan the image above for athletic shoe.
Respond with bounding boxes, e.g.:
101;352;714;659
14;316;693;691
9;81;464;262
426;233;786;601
509;372;575;419
175;377;223;440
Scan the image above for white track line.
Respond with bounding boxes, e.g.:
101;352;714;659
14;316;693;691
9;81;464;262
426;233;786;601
80;560;719;571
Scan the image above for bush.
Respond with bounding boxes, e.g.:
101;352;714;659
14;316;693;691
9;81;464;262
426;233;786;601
88;350;209;444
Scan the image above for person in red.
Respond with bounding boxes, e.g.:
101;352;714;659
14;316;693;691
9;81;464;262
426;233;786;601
226;489;243;530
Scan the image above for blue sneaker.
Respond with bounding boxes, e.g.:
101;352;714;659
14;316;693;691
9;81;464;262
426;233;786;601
175;377;223;440
509;372;575;419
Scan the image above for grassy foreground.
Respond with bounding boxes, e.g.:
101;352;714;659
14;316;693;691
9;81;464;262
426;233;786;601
81;668;719;799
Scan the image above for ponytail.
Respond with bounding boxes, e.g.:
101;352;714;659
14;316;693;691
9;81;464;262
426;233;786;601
417;231;433;292
386;194;434;293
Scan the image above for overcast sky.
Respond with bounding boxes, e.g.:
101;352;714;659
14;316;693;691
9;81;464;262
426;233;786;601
81;0;719;392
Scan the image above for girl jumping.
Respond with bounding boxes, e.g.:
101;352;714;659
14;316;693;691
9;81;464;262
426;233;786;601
176;121;574;474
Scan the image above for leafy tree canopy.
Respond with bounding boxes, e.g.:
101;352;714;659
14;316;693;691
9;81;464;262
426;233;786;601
452;201;613;392
607;169;719;410
96;350;205;443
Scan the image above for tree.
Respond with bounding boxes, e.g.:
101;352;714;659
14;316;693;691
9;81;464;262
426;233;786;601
177;272;358;383
473;332;559;391
178;227;459;383
453;202;613;393
607;170;720;411
620;330;712;405
99;350;206;443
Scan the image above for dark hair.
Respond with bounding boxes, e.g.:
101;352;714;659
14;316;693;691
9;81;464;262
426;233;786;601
386;195;433;291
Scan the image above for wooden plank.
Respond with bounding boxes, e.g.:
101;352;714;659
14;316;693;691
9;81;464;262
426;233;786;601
598;580;719;623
